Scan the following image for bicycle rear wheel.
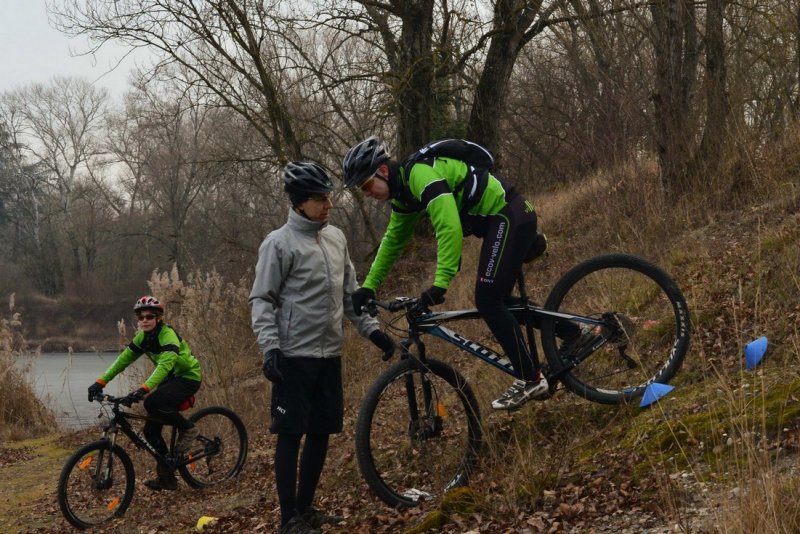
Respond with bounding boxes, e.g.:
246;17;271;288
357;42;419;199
57;440;135;530
541;254;691;404
355;357;482;508
178;406;248;488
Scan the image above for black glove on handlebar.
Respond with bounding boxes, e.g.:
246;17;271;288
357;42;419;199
87;381;104;402
369;330;396;361
123;387;147;406
352;287;376;316
419;285;446;306
262;348;284;383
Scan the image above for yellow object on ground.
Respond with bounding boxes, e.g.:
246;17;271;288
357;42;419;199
196;516;218;531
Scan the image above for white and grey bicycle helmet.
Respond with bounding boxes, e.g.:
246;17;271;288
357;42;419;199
283;161;334;195
133;295;164;314
342;136;390;188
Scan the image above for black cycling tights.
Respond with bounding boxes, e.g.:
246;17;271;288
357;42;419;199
475;195;538;381
142;376;200;456
275;433;330;527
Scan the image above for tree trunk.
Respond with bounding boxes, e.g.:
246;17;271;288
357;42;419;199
394;0;435;158
649;0;700;195
467;1;540;154
694;0;729;178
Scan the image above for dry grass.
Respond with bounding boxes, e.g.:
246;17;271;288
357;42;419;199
146;266;268;429
5;131;794;530
0;296;57;440
335;145;800;531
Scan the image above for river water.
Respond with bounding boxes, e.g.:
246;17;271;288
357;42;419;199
15;352;146;430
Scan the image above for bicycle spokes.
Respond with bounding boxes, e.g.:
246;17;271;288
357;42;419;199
544;255;690;403
357;362;481;508
58;442;135;529
177;407;247;488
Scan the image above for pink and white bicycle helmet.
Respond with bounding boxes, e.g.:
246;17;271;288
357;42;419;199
133;295;164;314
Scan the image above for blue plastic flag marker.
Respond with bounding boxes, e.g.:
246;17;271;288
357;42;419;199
639;382;675;407
745;336;768;370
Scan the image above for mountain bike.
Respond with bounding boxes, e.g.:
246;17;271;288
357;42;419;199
57;393;248;529
355;253;691;508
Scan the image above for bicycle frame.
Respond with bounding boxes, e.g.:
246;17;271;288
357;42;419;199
399;301;609;383
97;398;213;471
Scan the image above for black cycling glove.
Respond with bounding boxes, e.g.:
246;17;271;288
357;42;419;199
263;348;284;383
123;387;147;406
369;330;396;361
87;381;104;402
419;285;446;306
352;287;376;316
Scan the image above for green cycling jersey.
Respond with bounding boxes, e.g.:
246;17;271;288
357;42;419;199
98;323;201;391
363;157;515;291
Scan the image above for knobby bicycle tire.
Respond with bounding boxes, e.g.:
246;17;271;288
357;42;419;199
541;253;691;404
57;440;135;530
178;406;248;488
355;357;482;508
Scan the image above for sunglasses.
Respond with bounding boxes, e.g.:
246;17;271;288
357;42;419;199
137;313;158;321
359;175;376;192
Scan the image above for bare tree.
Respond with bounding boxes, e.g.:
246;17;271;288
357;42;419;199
647;0;700;194
5;77;108;277
693;0;729;179
0;103;64;294
50;0;303;161
124;78;224;275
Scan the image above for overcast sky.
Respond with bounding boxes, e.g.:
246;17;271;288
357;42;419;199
0;1;147;100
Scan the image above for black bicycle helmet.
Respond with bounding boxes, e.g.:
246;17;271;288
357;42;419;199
283;161;334;195
342;135;390;188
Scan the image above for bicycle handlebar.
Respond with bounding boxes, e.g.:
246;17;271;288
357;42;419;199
365;297;422;316
90;393;140;407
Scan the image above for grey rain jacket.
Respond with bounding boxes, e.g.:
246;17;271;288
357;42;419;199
249;208;379;358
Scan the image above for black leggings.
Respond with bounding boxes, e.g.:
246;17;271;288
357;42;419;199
275;433;330;527
474;195;538;381
142;376;200;456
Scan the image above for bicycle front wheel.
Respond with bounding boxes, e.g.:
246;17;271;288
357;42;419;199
57;440;135;530
178;406;248;488
355;357;482;508
541;254;691;404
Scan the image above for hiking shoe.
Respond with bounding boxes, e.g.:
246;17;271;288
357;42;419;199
300;506;343;528
491;376;549;410
279;515;321;534
144;464;177;491
559;326;602;359
176;425;200;452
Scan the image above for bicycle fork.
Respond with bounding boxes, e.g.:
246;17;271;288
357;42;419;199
400;338;443;441
94;430;119;490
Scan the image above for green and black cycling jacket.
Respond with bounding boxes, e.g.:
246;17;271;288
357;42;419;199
97;323;202;391
363;157;516;292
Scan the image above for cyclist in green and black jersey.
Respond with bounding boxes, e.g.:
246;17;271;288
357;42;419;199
87;295;201;490
343;136;548;410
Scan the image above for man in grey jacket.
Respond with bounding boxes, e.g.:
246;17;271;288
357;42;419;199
249;161;395;534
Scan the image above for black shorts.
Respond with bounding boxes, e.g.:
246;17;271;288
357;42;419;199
269;356;343;435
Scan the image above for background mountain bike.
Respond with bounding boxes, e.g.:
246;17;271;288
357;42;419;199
57;393;248;529
355;253;691;509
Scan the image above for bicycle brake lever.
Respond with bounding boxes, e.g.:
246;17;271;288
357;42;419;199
364;299;379;317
